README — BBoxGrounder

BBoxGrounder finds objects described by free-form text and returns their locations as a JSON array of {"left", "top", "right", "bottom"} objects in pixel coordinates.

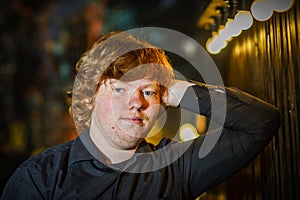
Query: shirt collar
[
  {"left": 68, "top": 130, "right": 95, "bottom": 166},
  {"left": 68, "top": 129, "right": 156, "bottom": 167}
]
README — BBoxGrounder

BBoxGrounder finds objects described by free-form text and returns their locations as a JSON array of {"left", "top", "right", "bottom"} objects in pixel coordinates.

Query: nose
[{"left": 128, "top": 91, "right": 148, "bottom": 111}]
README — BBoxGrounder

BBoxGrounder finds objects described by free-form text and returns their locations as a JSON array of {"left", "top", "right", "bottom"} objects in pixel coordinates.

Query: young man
[{"left": 2, "top": 31, "right": 280, "bottom": 199}]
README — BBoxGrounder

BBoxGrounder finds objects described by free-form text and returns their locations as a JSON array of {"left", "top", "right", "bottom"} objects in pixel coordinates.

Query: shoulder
[
  {"left": 18, "top": 140, "right": 74, "bottom": 173},
  {"left": 2, "top": 140, "right": 76, "bottom": 199}
]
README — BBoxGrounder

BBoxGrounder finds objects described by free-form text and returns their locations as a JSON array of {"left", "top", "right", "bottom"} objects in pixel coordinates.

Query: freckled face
[{"left": 93, "top": 79, "right": 162, "bottom": 150}]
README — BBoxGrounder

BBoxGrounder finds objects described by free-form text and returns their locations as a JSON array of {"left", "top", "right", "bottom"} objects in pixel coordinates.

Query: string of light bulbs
[{"left": 206, "top": 0, "right": 295, "bottom": 54}]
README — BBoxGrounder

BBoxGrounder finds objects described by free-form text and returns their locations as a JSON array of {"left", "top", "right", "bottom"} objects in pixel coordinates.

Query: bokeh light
[
  {"left": 251, "top": 0, "right": 274, "bottom": 21},
  {"left": 234, "top": 11, "right": 253, "bottom": 30},
  {"left": 271, "top": 0, "right": 295, "bottom": 12}
]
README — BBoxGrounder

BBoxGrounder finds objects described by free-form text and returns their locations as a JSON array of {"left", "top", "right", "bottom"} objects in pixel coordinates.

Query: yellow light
[
  {"left": 206, "top": 36, "right": 225, "bottom": 54},
  {"left": 251, "top": 0, "right": 274, "bottom": 21},
  {"left": 179, "top": 123, "right": 198, "bottom": 141},
  {"left": 206, "top": 37, "right": 217, "bottom": 54},
  {"left": 234, "top": 45, "right": 241, "bottom": 56},
  {"left": 234, "top": 10, "right": 253, "bottom": 30},
  {"left": 246, "top": 39, "right": 252, "bottom": 52}
]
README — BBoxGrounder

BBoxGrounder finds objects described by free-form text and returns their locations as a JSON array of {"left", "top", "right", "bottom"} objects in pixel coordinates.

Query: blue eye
[
  {"left": 143, "top": 91, "right": 155, "bottom": 96},
  {"left": 114, "top": 88, "right": 124, "bottom": 93}
]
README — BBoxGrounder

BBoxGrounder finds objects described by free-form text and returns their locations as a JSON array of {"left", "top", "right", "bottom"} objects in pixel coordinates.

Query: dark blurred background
[{"left": 0, "top": 0, "right": 299, "bottom": 199}]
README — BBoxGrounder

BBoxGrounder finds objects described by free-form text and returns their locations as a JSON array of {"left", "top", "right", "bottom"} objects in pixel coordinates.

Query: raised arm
[{"left": 166, "top": 80, "right": 280, "bottom": 197}]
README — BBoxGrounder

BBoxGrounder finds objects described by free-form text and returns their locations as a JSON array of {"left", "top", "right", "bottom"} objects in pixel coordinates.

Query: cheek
[
  {"left": 95, "top": 95, "right": 113, "bottom": 124},
  {"left": 96, "top": 98, "right": 111, "bottom": 115},
  {"left": 95, "top": 95, "right": 124, "bottom": 127},
  {"left": 96, "top": 91, "right": 120, "bottom": 113},
  {"left": 111, "top": 99, "right": 126, "bottom": 111},
  {"left": 147, "top": 103, "right": 163, "bottom": 119}
]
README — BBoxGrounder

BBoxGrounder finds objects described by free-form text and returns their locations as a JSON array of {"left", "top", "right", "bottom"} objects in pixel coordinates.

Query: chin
[{"left": 119, "top": 138, "right": 143, "bottom": 150}]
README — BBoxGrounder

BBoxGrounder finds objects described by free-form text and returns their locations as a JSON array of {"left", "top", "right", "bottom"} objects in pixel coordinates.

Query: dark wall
[{"left": 206, "top": 1, "right": 299, "bottom": 199}]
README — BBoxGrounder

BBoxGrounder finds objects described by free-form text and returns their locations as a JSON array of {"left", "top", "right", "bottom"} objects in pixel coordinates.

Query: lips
[{"left": 122, "top": 117, "right": 144, "bottom": 125}]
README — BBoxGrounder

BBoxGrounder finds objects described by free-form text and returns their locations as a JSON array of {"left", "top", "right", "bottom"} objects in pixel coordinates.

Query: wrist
[{"left": 165, "top": 80, "right": 196, "bottom": 107}]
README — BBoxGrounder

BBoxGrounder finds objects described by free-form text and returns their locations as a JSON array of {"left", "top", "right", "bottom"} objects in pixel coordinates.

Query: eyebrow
[
  {"left": 110, "top": 79, "right": 159, "bottom": 87},
  {"left": 141, "top": 83, "right": 159, "bottom": 88}
]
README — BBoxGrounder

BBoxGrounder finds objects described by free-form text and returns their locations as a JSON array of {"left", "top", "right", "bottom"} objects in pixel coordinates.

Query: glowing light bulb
[
  {"left": 234, "top": 10, "right": 253, "bottom": 30},
  {"left": 225, "top": 20, "right": 242, "bottom": 37},
  {"left": 212, "top": 36, "right": 227, "bottom": 53},
  {"left": 271, "top": 0, "right": 295, "bottom": 12},
  {"left": 213, "top": 36, "right": 227, "bottom": 49},
  {"left": 206, "top": 37, "right": 222, "bottom": 54},
  {"left": 179, "top": 124, "right": 198, "bottom": 141},
  {"left": 219, "top": 29, "right": 232, "bottom": 41},
  {"left": 251, "top": 0, "right": 274, "bottom": 21},
  {"left": 181, "top": 128, "right": 195, "bottom": 140}
]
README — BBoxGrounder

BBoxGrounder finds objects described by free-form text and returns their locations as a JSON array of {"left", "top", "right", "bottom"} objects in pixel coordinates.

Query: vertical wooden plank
[{"left": 206, "top": 1, "right": 300, "bottom": 199}]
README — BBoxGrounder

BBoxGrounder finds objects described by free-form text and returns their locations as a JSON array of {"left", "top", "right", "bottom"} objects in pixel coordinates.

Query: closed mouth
[{"left": 122, "top": 117, "right": 144, "bottom": 124}]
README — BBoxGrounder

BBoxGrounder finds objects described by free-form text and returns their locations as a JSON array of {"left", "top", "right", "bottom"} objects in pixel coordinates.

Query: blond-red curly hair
[{"left": 72, "top": 31, "right": 174, "bottom": 133}]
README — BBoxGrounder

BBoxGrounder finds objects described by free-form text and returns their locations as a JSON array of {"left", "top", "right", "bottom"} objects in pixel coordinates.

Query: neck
[{"left": 89, "top": 111, "right": 137, "bottom": 164}]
